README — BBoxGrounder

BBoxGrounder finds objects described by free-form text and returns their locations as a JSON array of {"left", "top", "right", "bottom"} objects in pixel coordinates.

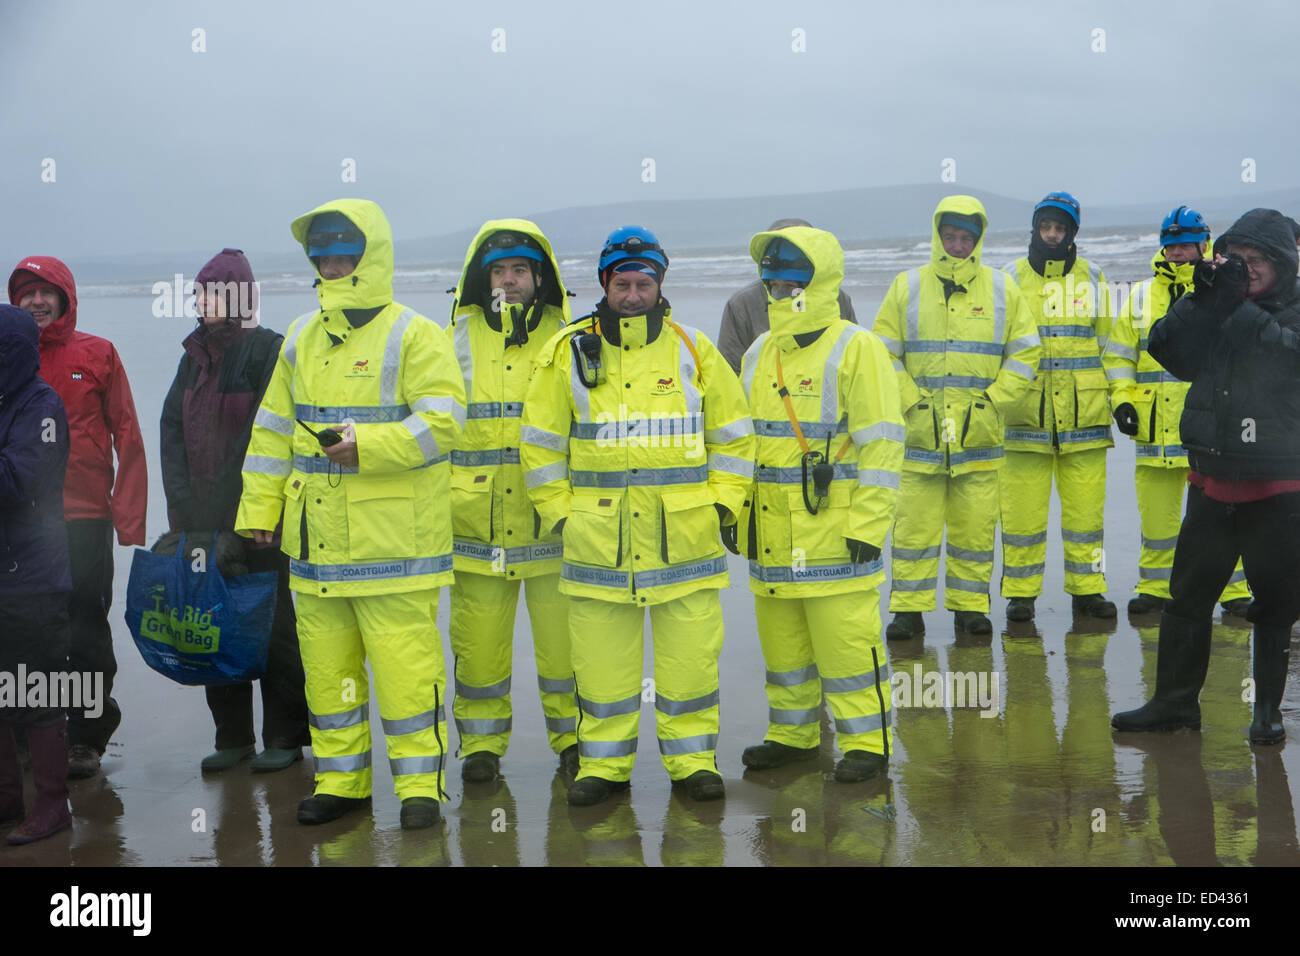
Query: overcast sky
[{"left": 2, "top": 0, "right": 1297, "bottom": 262}]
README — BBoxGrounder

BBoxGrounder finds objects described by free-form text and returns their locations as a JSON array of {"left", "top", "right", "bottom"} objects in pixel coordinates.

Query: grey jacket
[{"left": 718, "top": 279, "right": 856, "bottom": 373}]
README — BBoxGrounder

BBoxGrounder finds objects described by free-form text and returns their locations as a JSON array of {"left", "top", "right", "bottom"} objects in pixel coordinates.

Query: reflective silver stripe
[
  {"left": 453, "top": 539, "right": 562, "bottom": 564},
  {"left": 1137, "top": 370, "right": 1181, "bottom": 383},
  {"left": 254, "top": 407, "right": 295, "bottom": 436},
  {"left": 893, "top": 576, "right": 938, "bottom": 591},
  {"left": 1002, "top": 260, "right": 1021, "bottom": 279},
  {"left": 453, "top": 318, "right": 473, "bottom": 389},
  {"left": 244, "top": 454, "right": 292, "bottom": 477},
  {"left": 314, "top": 751, "right": 372, "bottom": 774},
  {"left": 875, "top": 333, "right": 904, "bottom": 356},
  {"left": 914, "top": 375, "right": 995, "bottom": 390},
  {"left": 282, "top": 311, "right": 314, "bottom": 366},
  {"left": 526, "top": 461, "right": 568, "bottom": 488},
  {"left": 676, "top": 323, "right": 703, "bottom": 418},
  {"left": 1107, "top": 341, "right": 1138, "bottom": 361},
  {"left": 1004, "top": 334, "right": 1039, "bottom": 357},
  {"left": 451, "top": 448, "right": 519, "bottom": 467},
  {"left": 766, "top": 663, "right": 819, "bottom": 687},
  {"left": 1064, "top": 560, "right": 1097, "bottom": 575},
  {"left": 521, "top": 425, "right": 569, "bottom": 453},
  {"left": 391, "top": 756, "right": 445, "bottom": 776},
  {"left": 905, "top": 448, "right": 945, "bottom": 464},
  {"left": 571, "top": 415, "right": 704, "bottom": 441},
  {"left": 945, "top": 574, "right": 987, "bottom": 593},
  {"left": 858, "top": 469, "right": 900, "bottom": 489},
  {"left": 892, "top": 359, "right": 906, "bottom": 372},
  {"left": 455, "top": 717, "right": 512, "bottom": 735},
  {"left": 294, "top": 403, "right": 411, "bottom": 424},
  {"left": 1040, "top": 356, "right": 1102, "bottom": 370},
  {"left": 821, "top": 325, "right": 857, "bottom": 424},
  {"left": 578, "top": 693, "right": 641, "bottom": 718},
  {"left": 770, "top": 706, "right": 820, "bottom": 725},
  {"left": 1228, "top": 568, "right": 1246, "bottom": 584},
  {"left": 1139, "top": 567, "right": 1173, "bottom": 580},
  {"left": 467, "top": 402, "right": 504, "bottom": 419},
  {"left": 852, "top": 422, "right": 906, "bottom": 444},
  {"left": 1038, "top": 325, "right": 1094, "bottom": 338},
  {"left": 308, "top": 703, "right": 368, "bottom": 731},
  {"left": 1141, "top": 534, "right": 1179, "bottom": 550},
  {"left": 561, "top": 564, "right": 630, "bottom": 589},
  {"left": 836, "top": 713, "right": 886, "bottom": 735},
  {"left": 1002, "top": 531, "right": 1047, "bottom": 547},
  {"left": 413, "top": 394, "right": 466, "bottom": 428},
  {"left": 380, "top": 309, "right": 417, "bottom": 407},
  {"left": 635, "top": 555, "right": 728, "bottom": 589},
  {"left": 948, "top": 446, "right": 1003, "bottom": 465},
  {"left": 749, "top": 559, "right": 882, "bottom": 583},
  {"left": 892, "top": 545, "right": 941, "bottom": 561},
  {"left": 1006, "top": 428, "right": 1052, "bottom": 444},
  {"left": 822, "top": 667, "right": 891, "bottom": 694},
  {"left": 908, "top": 339, "right": 1001, "bottom": 356},
  {"left": 755, "top": 462, "right": 857, "bottom": 484},
  {"left": 570, "top": 351, "right": 592, "bottom": 423},
  {"left": 538, "top": 675, "right": 576, "bottom": 694},
  {"left": 905, "top": 269, "right": 921, "bottom": 342},
  {"left": 708, "top": 452, "right": 754, "bottom": 479},
  {"left": 289, "top": 554, "right": 453, "bottom": 582},
  {"left": 546, "top": 716, "right": 577, "bottom": 734},
  {"left": 571, "top": 465, "right": 709, "bottom": 487},
  {"left": 402, "top": 413, "right": 440, "bottom": 463},
  {"left": 293, "top": 453, "right": 357, "bottom": 475},
  {"left": 754, "top": 419, "right": 846, "bottom": 440},
  {"left": 1061, "top": 528, "right": 1104, "bottom": 544},
  {"left": 741, "top": 331, "right": 768, "bottom": 399},
  {"left": 992, "top": 269, "right": 1007, "bottom": 345},
  {"left": 1105, "top": 366, "right": 1134, "bottom": 382},
  {"left": 705, "top": 418, "right": 755, "bottom": 444},
  {"left": 1136, "top": 444, "right": 1185, "bottom": 458},
  {"left": 654, "top": 689, "right": 720, "bottom": 717},
  {"left": 1003, "top": 563, "right": 1045, "bottom": 577},
  {"left": 1003, "top": 359, "right": 1036, "bottom": 380},
  {"left": 381, "top": 705, "right": 445, "bottom": 736},
  {"left": 456, "top": 675, "right": 511, "bottom": 700},
  {"left": 579, "top": 738, "right": 637, "bottom": 759},
  {"left": 658, "top": 733, "right": 718, "bottom": 756},
  {"left": 947, "top": 544, "right": 994, "bottom": 562}
]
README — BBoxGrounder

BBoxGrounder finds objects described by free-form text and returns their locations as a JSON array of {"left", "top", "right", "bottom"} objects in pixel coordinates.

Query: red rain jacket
[{"left": 7, "top": 256, "right": 147, "bottom": 545}]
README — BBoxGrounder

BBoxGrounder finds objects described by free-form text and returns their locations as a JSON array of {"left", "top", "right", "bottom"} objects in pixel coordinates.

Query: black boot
[
  {"left": 886, "top": 612, "right": 925, "bottom": 641},
  {"left": 1006, "top": 597, "right": 1035, "bottom": 622},
  {"left": 1250, "top": 624, "right": 1290, "bottom": 746},
  {"left": 1111, "top": 611, "right": 1211, "bottom": 733}
]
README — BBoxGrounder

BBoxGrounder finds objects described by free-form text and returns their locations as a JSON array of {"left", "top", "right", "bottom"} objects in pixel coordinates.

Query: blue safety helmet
[
  {"left": 598, "top": 225, "right": 669, "bottom": 286},
  {"left": 1033, "top": 192, "right": 1081, "bottom": 230},
  {"left": 1160, "top": 206, "right": 1210, "bottom": 247},
  {"left": 479, "top": 230, "right": 545, "bottom": 268},
  {"left": 306, "top": 211, "right": 366, "bottom": 258},
  {"left": 760, "top": 237, "right": 814, "bottom": 284}
]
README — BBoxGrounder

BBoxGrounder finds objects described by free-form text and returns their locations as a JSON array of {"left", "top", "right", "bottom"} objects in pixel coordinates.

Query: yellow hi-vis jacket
[
  {"left": 236, "top": 198, "right": 467, "bottom": 597},
  {"left": 1103, "top": 248, "right": 1207, "bottom": 468},
  {"left": 448, "top": 219, "right": 572, "bottom": 579},
  {"left": 738, "top": 227, "right": 904, "bottom": 597},
  {"left": 1001, "top": 254, "right": 1114, "bottom": 454},
  {"left": 520, "top": 303, "right": 755, "bottom": 606},
  {"left": 872, "top": 195, "right": 1042, "bottom": 477}
]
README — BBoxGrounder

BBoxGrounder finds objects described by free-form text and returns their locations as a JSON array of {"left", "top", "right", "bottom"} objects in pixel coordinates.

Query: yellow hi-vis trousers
[
  {"left": 755, "top": 589, "right": 893, "bottom": 757},
  {"left": 296, "top": 589, "right": 448, "bottom": 802},
  {"left": 449, "top": 571, "right": 577, "bottom": 757},
  {"left": 1000, "top": 448, "right": 1107, "bottom": 597},
  {"left": 890, "top": 471, "right": 999, "bottom": 613},
  {"left": 568, "top": 590, "right": 724, "bottom": 783},
  {"left": 1133, "top": 467, "right": 1248, "bottom": 602}
]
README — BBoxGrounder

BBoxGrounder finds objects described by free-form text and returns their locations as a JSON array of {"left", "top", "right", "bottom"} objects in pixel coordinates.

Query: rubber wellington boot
[
  {"left": 1249, "top": 624, "right": 1291, "bottom": 746},
  {"left": 1127, "top": 593, "right": 1167, "bottom": 615},
  {"left": 567, "top": 776, "right": 630, "bottom": 807},
  {"left": 7, "top": 717, "right": 72, "bottom": 845},
  {"left": 0, "top": 723, "right": 23, "bottom": 825},
  {"left": 1111, "top": 611, "right": 1211, "bottom": 733},
  {"left": 886, "top": 612, "right": 925, "bottom": 641},
  {"left": 741, "top": 740, "right": 819, "bottom": 770},
  {"left": 1006, "top": 597, "right": 1036, "bottom": 622}
]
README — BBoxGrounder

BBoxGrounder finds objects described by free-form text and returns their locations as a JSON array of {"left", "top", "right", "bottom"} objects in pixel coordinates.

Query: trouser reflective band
[
  {"left": 449, "top": 571, "right": 577, "bottom": 757},
  {"left": 755, "top": 590, "right": 892, "bottom": 756},
  {"left": 1000, "top": 449, "right": 1107, "bottom": 597},
  {"left": 1134, "top": 466, "right": 1249, "bottom": 602},
  {"left": 891, "top": 471, "right": 997, "bottom": 612}
]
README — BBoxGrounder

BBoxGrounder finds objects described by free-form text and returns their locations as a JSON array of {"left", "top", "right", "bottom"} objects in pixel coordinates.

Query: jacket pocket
[
  {"left": 905, "top": 399, "right": 939, "bottom": 451},
  {"left": 1131, "top": 387, "right": 1157, "bottom": 444},
  {"left": 1072, "top": 369, "right": 1111, "bottom": 429},
  {"left": 660, "top": 487, "right": 719, "bottom": 565},
  {"left": 787, "top": 485, "right": 852, "bottom": 562},
  {"left": 281, "top": 474, "right": 305, "bottom": 559},
  {"left": 961, "top": 397, "right": 1003, "bottom": 449},
  {"left": 450, "top": 470, "right": 494, "bottom": 542},
  {"left": 1003, "top": 375, "right": 1044, "bottom": 429},
  {"left": 564, "top": 493, "right": 623, "bottom": 567},
  {"left": 345, "top": 475, "right": 417, "bottom": 559}
]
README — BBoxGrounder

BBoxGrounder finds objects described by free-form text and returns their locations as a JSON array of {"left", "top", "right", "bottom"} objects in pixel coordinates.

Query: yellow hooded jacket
[
  {"left": 738, "top": 227, "right": 904, "bottom": 597},
  {"left": 872, "top": 196, "right": 1041, "bottom": 477},
  {"left": 448, "top": 219, "right": 572, "bottom": 578},
  {"left": 236, "top": 198, "right": 467, "bottom": 596}
]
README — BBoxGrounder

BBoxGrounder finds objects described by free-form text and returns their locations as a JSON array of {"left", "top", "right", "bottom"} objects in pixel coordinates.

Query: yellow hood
[
  {"left": 452, "top": 218, "right": 571, "bottom": 326},
  {"left": 748, "top": 226, "right": 845, "bottom": 338},
  {"left": 930, "top": 195, "right": 989, "bottom": 285},
  {"left": 291, "top": 198, "right": 394, "bottom": 311}
]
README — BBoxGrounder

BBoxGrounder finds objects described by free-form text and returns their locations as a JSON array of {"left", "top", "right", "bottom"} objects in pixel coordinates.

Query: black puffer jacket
[{"left": 1149, "top": 208, "right": 1300, "bottom": 479}]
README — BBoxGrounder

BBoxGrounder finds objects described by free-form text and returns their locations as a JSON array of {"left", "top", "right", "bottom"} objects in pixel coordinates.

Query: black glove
[
  {"left": 1112, "top": 402, "right": 1139, "bottom": 437},
  {"left": 1194, "top": 255, "right": 1249, "bottom": 313},
  {"left": 716, "top": 504, "right": 739, "bottom": 555},
  {"left": 846, "top": 539, "right": 881, "bottom": 564}
]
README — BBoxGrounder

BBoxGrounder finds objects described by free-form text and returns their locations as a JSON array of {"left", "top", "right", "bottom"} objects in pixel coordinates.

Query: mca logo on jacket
[
  {"left": 653, "top": 376, "right": 679, "bottom": 395},
  {"left": 347, "top": 357, "right": 375, "bottom": 380}
]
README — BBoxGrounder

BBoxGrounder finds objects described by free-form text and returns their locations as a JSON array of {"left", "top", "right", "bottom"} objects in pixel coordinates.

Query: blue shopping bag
[{"left": 124, "top": 531, "right": 277, "bottom": 685}]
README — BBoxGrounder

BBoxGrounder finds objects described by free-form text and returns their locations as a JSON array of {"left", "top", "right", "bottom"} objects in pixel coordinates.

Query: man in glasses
[
  {"left": 736, "top": 226, "right": 903, "bottom": 782},
  {"left": 873, "top": 196, "right": 1041, "bottom": 638},
  {"left": 444, "top": 221, "right": 579, "bottom": 784},
  {"left": 718, "top": 218, "right": 858, "bottom": 374},
  {"left": 1104, "top": 207, "right": 1251, "bottom": 618},
  {"left": 237, "top": 200, "right": 466, "bottom": 829},
  {"left": 1113, "top": 208, "right": 1300, "bottom": 746}
]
